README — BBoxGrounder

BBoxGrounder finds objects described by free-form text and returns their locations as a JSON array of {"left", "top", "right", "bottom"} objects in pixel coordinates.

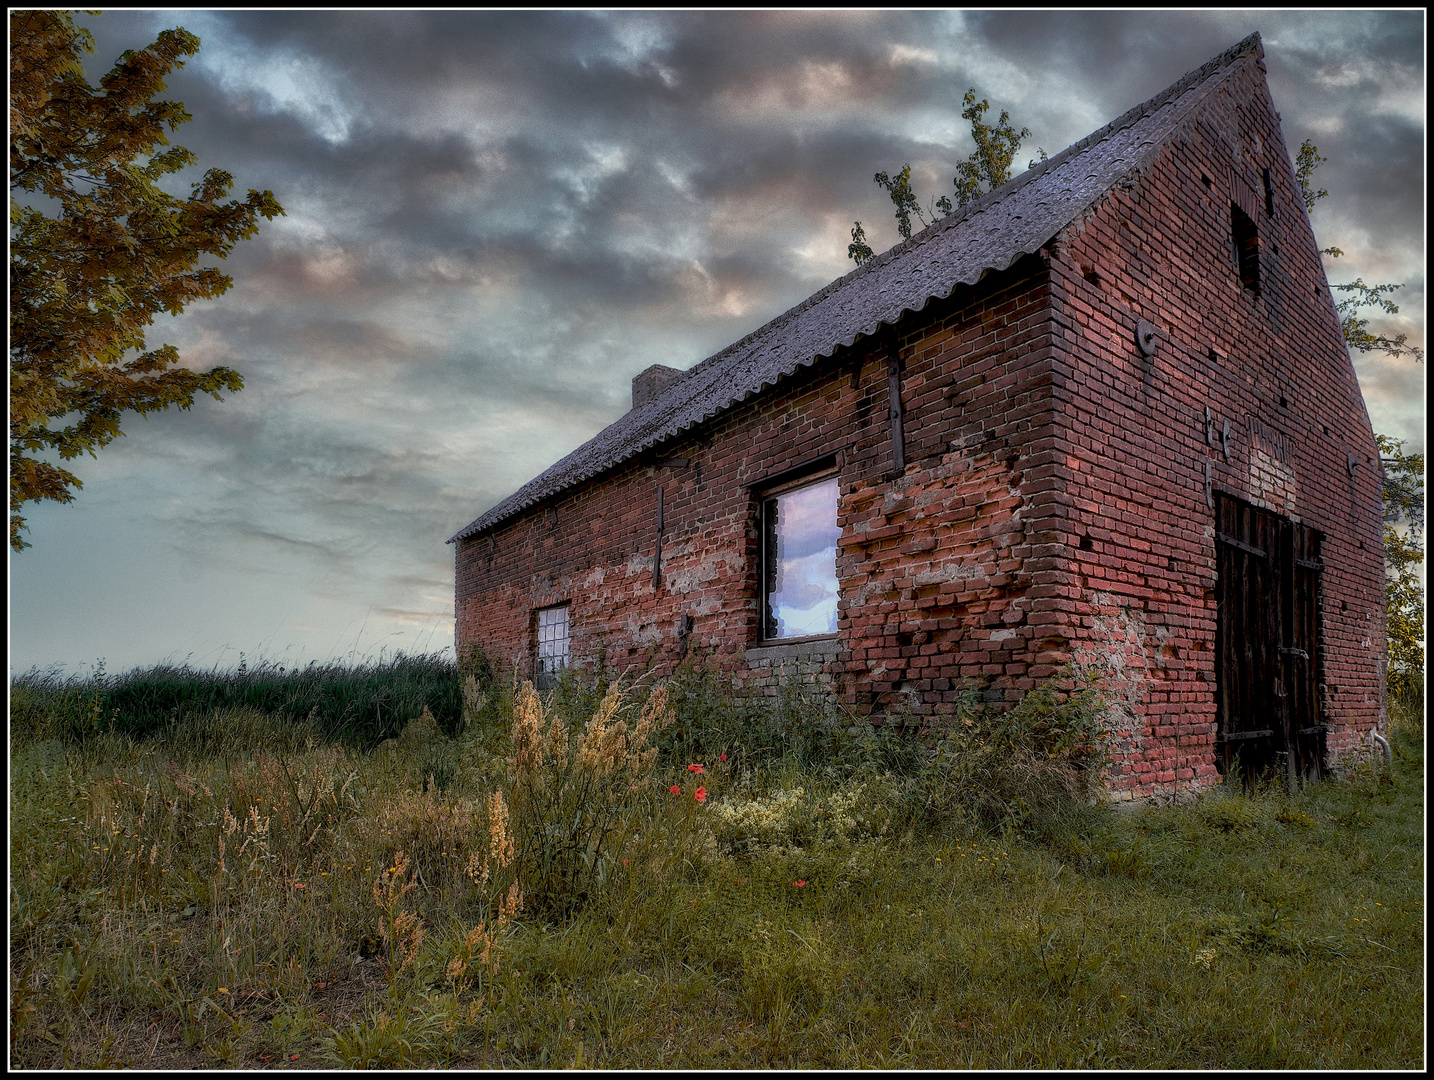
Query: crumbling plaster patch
[
  {"left": 621, "top": 612, "right": 664, "bottom": 648},
  {"left": 1074, "top": 591, "right": 1162, "bottom": 759},
  {"left": 662, "top": 548, "right": 734, "bottom": 594},
  {"left": 913, "top": 559, "right": 992, "bottom": 587},
  {"left": 1249, "top": 448, "right": 1298, "bottom": 517}
]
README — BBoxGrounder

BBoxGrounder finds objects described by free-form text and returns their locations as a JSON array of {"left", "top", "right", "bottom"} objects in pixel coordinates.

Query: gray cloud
[{"left": 12, "top": 10, "right": 1422, "bottom": 674}]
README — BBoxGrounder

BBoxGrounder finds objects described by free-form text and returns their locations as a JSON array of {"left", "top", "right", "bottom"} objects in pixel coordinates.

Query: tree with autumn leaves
[
  {"left": 1376, "top": 434, "right": 1424, "bottom": 704},
  {"left": 9, "top": 10, "right": 283, "bottom": 551},
  {"left": 1297, "top": 139, "right": 1425, "bottom": 707}
]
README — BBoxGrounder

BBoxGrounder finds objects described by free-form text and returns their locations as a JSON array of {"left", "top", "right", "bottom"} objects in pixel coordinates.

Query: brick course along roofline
[{"left": 449, "top": 33, "right": 1264, "bottom": 545}]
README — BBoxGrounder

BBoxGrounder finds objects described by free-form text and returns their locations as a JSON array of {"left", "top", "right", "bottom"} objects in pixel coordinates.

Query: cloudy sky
[{"left": 9, "top": 9, "right": 1425, "bottom": 676}]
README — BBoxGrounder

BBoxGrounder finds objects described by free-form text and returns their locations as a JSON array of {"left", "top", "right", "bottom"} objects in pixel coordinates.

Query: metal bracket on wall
[
  {"left": 677, "top": 613, "right": 693, "bottom": 658},
  {"left": 1205, "top": 459, "right": 1214, "bottom": 509},
  {"left": 886, "top": 346, "right": 905, "bottom": 474},
  {"left": 1221, "top": 419, "right": 1232, "bottom": 462},
  {"left": 1346, "top": 451, "right": 1360, "bottom": 479},
  {"left": 1216, "top": 531, "right": 1269, "bottom": 559},
  {"left": 488, "top": 535, "right": 496, "bottom": 553},
  {"left": 652, "top": 485, "right": 664, "bottom": 590},
  {"left": 1205, "top": 405, "right": 1218, "bottom": 448},
  {"left": 657, "top": 454, "right": 698, "bottom": 488}
]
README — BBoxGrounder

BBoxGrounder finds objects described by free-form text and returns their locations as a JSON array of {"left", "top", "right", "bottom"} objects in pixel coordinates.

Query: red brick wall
[
  {"left": 1044, "top": 51, "right": 1385, "bottom": 798},
  {"left": 454, "top": 54, "right": 1385, "bottom": 799},
  {"left": 456, "top": 256, "right": 1063, "bottom": 720}
]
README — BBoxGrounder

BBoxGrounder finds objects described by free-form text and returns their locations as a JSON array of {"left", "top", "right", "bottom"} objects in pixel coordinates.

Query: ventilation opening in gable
[{"left": 1231, "top": 204, "right": 1259, "bottom": 293}]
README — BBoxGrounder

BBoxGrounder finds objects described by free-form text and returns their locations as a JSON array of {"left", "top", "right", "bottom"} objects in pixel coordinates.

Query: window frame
[
  {"left": 533, "top": 603, "right": 571, "bottom": 689},
  {"left": 756, "top": 462, "right": 842, "bottom": 644}
]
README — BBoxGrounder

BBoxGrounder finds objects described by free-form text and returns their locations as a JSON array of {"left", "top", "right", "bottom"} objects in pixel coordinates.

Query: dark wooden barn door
[
  {"left": 1215, "top": 495, "right": 1324, "bottom": 784},
  {"left": 1283, "top": 521, "right": 1325, "bottom": 781}
]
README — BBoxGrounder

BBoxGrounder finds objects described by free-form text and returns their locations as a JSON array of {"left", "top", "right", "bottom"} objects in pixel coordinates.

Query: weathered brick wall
[
  {"left": 742, "top": 637, "right": 845, "bottom": 697},
  {"left": 455, "top": 256, "right": 1062, "bottom": 720},
  {"left": 454, "top": 52, "right": 1385, "bottom": 799},
  {"left": 1045, "top": 51, "right": 1385, "bottom": 798}
]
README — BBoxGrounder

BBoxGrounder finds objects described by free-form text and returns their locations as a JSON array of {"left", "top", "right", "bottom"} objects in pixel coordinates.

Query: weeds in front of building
[{"left": 9, "top": 653, "right": 1424, "bottom": 1068}]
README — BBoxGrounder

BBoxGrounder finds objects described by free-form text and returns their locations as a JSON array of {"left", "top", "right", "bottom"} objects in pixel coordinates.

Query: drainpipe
[{"left": 1370, "top": 728, "right": 1392, "bottom": 765}]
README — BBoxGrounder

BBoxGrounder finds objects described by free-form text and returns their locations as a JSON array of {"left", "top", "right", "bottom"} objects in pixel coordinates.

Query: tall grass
[
  {"left": 11, "top": 652, "right": 464, "bottom": 749},
  {"left": 9, "top": 661, "right": 1424, "bottom": 1069}
]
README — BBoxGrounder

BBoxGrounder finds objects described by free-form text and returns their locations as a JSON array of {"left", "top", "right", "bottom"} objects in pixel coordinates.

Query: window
[
  {"left": 760, "top": 473, "right": 840, "bottom": 640},
  {"left": 534, "top": 605, "right": 569, "bottom": 688},
  {"left": 1231, "top": 203, "right": 1259, "bottom": 292}
]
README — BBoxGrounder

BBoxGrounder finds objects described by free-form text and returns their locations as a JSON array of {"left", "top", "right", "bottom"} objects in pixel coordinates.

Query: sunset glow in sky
[{"left": 9, "top": 10, "right": 1424, "bottom": 676}]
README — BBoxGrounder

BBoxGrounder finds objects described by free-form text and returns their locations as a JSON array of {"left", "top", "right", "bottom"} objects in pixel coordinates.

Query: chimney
[{"left": 631, "top": 364, "right": 682, "bottom": 410}]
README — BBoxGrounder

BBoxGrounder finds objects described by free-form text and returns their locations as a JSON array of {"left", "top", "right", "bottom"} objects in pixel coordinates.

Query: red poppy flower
[
  {"left": 719, "top": 753, "right": 727, "bottom": 762},
  {"left": 793, "top": 880, "right": 807, "bottom": 888},
  {"left": 688, "top": 763, "right": 705, "bottom": 774},
  {"left": 669, "top": 785, "right": 681, "bottom": 795},
  {"left": 694, "top": 786, "right": 707, "bottom": 803}
]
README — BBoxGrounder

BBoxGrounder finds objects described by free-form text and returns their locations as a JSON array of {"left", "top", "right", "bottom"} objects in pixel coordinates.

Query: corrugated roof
[{"left": 450, "top": 34, "right": 1262, "bottom": 544}]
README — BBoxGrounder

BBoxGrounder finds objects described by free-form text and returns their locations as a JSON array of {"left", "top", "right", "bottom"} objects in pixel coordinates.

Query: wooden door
[
  {"left": 1215, "top": 495, "right": 1324, "bottom": 784},
  {"left": 1283, "top": 521, "right": 1325, "bottom": 782}
]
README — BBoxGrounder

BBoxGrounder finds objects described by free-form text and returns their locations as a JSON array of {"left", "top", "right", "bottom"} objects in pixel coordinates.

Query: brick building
[{"left": 450, "top": 34, "right": 1386, "bottom": 799}]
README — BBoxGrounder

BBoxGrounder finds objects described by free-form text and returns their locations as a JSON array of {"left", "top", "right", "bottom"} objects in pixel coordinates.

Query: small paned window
[
  {"left": 1231, "top": 203, "right": 1259, "bottom": 292},
  {"left": 761, "top": 473, "right": 840, "bottom": 641},
  {"left": 534, "top": 605, "right": 569, "bottom": 689}
]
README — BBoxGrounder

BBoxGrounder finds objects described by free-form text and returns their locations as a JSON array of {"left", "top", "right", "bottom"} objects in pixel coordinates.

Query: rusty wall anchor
[{"left": 1135, "top": 318, "right": 1159, "bottom": 357}]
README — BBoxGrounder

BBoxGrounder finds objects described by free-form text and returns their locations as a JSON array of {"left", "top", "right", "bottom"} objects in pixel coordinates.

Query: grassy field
[{"left": 8, "top": 658, "right": 1425, "bottom": 1068}]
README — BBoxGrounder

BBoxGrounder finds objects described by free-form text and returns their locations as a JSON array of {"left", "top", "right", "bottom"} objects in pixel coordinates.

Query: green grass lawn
[{"left": 9, "top": 665, "right": 1424, "bottom": 1068}]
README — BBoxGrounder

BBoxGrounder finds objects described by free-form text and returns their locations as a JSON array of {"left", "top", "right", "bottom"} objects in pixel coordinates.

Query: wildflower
[
  {"left": 794, "top": 880, "right": 807, "bottom": 888},
  {"left": 688, "top": 763, "right": 705, "bottom": 774},
  {"left": 719, "top": 753, "right": 727, "bottom": 762},
  {"left": 695, "top": 787, "right": 707, "bottom": 803},
  {"left": 218, "top": 987, "right": 229, "bottom": 994},
  {"left": 294, "top": 882, "right": 306, "bottom": 890},
  {"left": 670, "top": 785, "right": 681, "bottom": 795}
]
